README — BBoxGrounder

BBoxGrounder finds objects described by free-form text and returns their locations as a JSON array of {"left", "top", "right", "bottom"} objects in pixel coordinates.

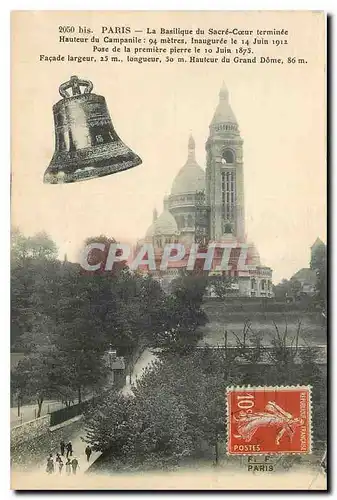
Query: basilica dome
[
  {"left": 154, "top": 209, "right": 178, "bottom": 235},
  {"left": 171, "top": 135, "right": 205, "bottom": 196}
]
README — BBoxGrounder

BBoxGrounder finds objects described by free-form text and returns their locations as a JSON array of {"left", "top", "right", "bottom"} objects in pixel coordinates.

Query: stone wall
[
  {"left": 200, "top": 298, "right": 326, "bottom": 347},
  {"left": 11, "top": 415, "right": 50, "bottom": 447},
  {"left": 11, "top": 418, "right": 84, "bottom": 471}
]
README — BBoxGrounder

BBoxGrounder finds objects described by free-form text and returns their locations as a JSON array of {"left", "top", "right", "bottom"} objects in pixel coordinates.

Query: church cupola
[
  {"left": 170, "top": 135, "right": 205, "bottom": 196},
  {"left": 167, "top": 135, "right": 206, "bottom": 247},
  {"left": 210, "top": 82, "right": 239, "bottom": 133}
]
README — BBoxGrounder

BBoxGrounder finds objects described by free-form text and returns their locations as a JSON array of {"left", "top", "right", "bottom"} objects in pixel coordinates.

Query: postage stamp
[{"left": 226, "top": 386, "right": 312, "bottom": 455}]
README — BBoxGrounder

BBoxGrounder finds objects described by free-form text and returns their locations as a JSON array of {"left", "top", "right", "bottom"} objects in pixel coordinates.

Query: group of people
[{"left": 45, "top": 439, "right": 93, "bottom": 476}]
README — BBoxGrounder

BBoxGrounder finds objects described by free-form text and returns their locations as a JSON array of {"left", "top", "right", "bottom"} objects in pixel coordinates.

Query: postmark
[{"left": 226, "top": 386, "right": 312, "bottom": 455}]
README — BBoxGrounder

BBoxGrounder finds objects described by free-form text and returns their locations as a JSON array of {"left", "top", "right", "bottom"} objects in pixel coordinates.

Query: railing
[
  {"left": 50, "top": 399, "right": 94, "bottom": 427},
  {"left": 196, "top": 345, "right": 327, "bottom": 365}
]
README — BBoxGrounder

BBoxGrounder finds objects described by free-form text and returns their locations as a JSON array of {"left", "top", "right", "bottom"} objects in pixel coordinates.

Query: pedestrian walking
[
  {"left": 58, "top": 458, "right": 64, "bottom": 475},
  {"left": 65, "top": 458, "right": 72, "bottom": 476},
  {"left": 60, "top": 439, "right": 65, "bottom": 456},
  {"left": 66, "top": 441, "right": 73, "bottom": 458},
  {"left": 85, "top": 445, "right": 92, "bottom": 462},
  {"left": 321, "top": 448, "right": 327, "bottom": 474},
  {"left": 71, "top": 456, "right": 79, "bottom": 475},
  {"left": 46, "top": 454, "right": 54, "bottom": 474},
  {"left": 55, "top": 452, "right": 63, "bottom": 473}
]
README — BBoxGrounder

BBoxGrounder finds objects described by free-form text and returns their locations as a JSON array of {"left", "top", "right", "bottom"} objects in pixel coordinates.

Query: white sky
[{"left": 11, "top": 11, "right": 326, "bottom": 284}]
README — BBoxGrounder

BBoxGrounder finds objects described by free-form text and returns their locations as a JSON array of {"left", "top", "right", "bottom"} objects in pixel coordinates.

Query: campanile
[{"left": 205, "top": 83, "right": 245, "bottom": 241}]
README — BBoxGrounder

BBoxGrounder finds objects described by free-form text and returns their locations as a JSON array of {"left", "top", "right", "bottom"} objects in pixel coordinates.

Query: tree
[
  {"left": 84, "top": 357, "right": 201, "bottom": 468},
  {"left": 290, "top": 279, "right": 302, "bottom": 297},
  {"left": 85, "top": 390, "right": 136, "bottom": 456},
  {"left": 11, "top": 228, "right": 176, "bottom": 405},
  {"left": 130, "top": 388, "right": 192, "bottom": 467},
  {"left": 83, "top": 235, "right": 128, "bottom": 276},
  {"left": 11, "top": 233, "right": 61, "bottom": 350},
  {"left": 84, "top": 349, "right": 238, "bottom": 468},
  {"left": 273, "top": 279, "right": 292, "bottom": 300},
  {"left": 310, "top": 242, "right": 327, "bottom": 313},
  {"left": 153, "top": 272, "right": 208, "bottom": 355},
  {"left": 12, "top": 347, "right": 58, "bottom": 417},
  {"left": 83, "top": 318, "right": 326, "bottom": 472},
  {"left": 52, "top": 271, "right": 112, "bottom": 402},
  {"left": 107, "top": 272, "right": 166, "bottom": 379},
  {"left": 210, "top": 274, "right": 238, "bottom": 300},
  {"left": 11, "top": 228, "right": 30, "bottom": 263},
  {"left": 273, "top": 278, "right": 301, "bottom": 300},
  {"left": 28, "top": 232, "right": 58, "bottom": 260},
  {"left": 11, "top": 228, "right": 58, "bottom": 263},
  {"left": 18, "top": 313, "right": 58, "bottom": 352}
]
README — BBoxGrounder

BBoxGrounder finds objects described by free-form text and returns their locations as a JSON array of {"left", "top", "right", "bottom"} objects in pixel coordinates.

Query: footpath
[
  {"left": 11, "top": 400, "right": 66, "bottom": 428},
  {"left": 11, "top": 349, "right": 157, "bottom": 482},
  {"left": 11, "top": 349, "right": 326, "bottom": 491}
]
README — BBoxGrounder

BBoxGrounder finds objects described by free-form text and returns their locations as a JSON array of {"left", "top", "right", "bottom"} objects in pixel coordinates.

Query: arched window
[
  {"left": 223, "top": 221, "right": 233, "bottom": 234},
  {"left": 187, "top": 214, "right": 193, "bottom": 227},
  {"left": 221, "top": 170, "right": 236, "bottom": 220},
  {"left": 222, "top": 149, "right": 235, "bottom": 164}
]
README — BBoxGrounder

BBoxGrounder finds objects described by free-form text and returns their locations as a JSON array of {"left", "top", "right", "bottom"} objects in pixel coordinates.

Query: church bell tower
[{"left": 205, "top": 83, "right": 245, "bottom": 241}]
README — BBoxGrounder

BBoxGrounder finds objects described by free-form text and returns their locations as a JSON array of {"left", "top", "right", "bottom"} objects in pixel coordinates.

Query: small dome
[
  {"left": 145, "top": 223, "right": 155, "bottom": 239},
  {"left": 154, "top": 209, "right": 178, "bottom": 235},
  {"left": 171, "top": 164, "right": 205, "bottom": 196},
  {"left": 171, "top": 135, "right": 205, "bottom": 196}
]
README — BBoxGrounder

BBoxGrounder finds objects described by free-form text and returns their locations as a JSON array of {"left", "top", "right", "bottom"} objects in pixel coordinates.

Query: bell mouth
[
  {"left": 45, "top": 136, "right": 142, "bottom": 184},
  {"left": 45, "top": 76, "right": 143, "bottom": 184},
  {"left": 44, "top": 155, "right": 142, "bottom": 184}
]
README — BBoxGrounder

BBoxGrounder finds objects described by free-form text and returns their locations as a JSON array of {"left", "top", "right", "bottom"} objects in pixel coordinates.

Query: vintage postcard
[{"left": 10, "top": 10, "right": 327, "bottom": 490}]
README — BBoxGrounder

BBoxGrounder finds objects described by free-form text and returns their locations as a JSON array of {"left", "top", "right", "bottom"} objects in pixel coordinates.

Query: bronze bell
[{"left": 44, "top": 76, "right": 142, "bottom": 184}]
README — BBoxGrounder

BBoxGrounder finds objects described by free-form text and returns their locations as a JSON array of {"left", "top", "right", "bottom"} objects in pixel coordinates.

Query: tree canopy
[
  {"left": 310, "top": 241, "right": 327, "bottom": 313},
  {"left": 11, "top": 231, "right": 209, "bottom": 411},
  {"left": 84, "top": 324, "right": 326, "bottom": 470}
]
